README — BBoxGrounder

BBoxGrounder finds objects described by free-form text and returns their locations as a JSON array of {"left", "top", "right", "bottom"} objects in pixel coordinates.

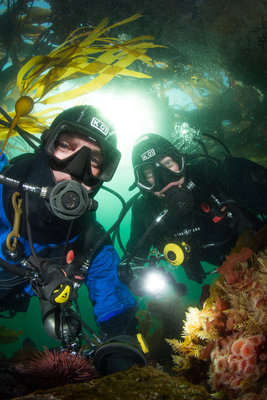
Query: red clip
[
  {"left": 212, "top": 215, "right": 225, "bottom": 223},
  {"left": 201, "top": 203, "right": 210, "bottom": 213},
  {"left": 66, "top": 250, "right": 74, "bottom": 264}
]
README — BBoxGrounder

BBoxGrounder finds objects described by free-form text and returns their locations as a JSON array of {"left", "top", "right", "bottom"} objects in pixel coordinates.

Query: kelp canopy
[
  {"left": 0, "top": 0, "right": 266, "bottom": 164},
  {"left": 0, "top": 12, "right": 164, "bottom": 153}
]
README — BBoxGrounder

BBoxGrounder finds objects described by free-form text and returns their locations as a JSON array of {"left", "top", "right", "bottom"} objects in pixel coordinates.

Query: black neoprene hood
[{"left": 43, "top": 105, "right": 121, "bottom": 182}]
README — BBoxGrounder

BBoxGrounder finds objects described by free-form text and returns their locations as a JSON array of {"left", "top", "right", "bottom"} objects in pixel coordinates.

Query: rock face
[{"left": 11, "top": 365, "right": 212, "bottom": 400}]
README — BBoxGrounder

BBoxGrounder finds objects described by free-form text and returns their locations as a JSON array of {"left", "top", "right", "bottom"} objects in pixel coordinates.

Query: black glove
[
  {"left": 99, "top": 306, "right": 138, "bottom": 338},
  {"left": 183, "top": 258, "right": 206, "bottom": 284},
  {"left": 93, "top": 334, "right": 147, "bottom": 375}
]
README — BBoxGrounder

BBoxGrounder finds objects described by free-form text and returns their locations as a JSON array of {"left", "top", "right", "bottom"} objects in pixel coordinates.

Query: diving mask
[
  {"left": 135, "top": 152, "right": 185, "bottom": 192},
  {"left": 45, "top": 121, "right": 121, "bottom": 184}
]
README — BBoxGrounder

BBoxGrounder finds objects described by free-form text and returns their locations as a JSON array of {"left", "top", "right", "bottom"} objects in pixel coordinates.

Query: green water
[{"left": 0, "top": 0, "right": 266, "bottom": 362}]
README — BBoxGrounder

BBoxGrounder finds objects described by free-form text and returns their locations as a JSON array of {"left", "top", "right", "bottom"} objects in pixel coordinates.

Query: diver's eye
[
  {"left": 162, "top": 159, "right": 174, "bottom": 168},
  {"left": 160, "top": 157, "right": 180, "bottom": 172},
  {"left": 58, "top": 141, "right": 70, "bottom": 150},
  {"left": 91, "top": 155, "right": 102, "bottom": 170},
  {"left": 144, "top": 170, "right": 153, "bottom": 179}
]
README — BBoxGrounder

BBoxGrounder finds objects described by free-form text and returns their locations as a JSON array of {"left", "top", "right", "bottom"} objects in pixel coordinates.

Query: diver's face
[
  {"left": 144, "top": 156, "right": 184, "bottom": 198},
  {"left": 52, "top": 132, "right": 103, "bottom": 190}
]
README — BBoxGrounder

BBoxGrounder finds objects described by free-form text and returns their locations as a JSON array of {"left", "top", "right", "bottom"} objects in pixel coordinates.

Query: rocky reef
[{"left": 11, "top": 365, "right": 212, "bottom": 400}]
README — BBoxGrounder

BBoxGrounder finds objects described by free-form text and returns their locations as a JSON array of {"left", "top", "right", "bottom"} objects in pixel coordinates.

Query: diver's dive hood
[{"left": 42, "top": 105, "right": 121, "bottom": 187}]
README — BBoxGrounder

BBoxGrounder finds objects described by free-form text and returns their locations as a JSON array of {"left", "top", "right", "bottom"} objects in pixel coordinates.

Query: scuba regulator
[{"left": 0, "top": 173, "right": 98, "bottom": 221}]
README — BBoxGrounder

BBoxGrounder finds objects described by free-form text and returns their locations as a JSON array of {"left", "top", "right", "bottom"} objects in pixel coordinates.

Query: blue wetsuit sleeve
[
  {"left": 0, "top": 152, "right": 8, "bottom": 172},
  {"left": 83, "top": 245, "right": 137, "bottom": 324}
]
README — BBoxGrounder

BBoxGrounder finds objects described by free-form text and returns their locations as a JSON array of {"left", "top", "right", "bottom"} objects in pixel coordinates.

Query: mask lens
[
  {"left": 135, "top": 153, "right": 185, "bottom": 192},
  {"left": 136, "top": 163, "right": 155, "bottom": 190},
  {"left": 46, "top": 122, "right": 98, "bottom": 162},
  {"left": 159, "top": 152, "right": 184, "bottom": 176}
]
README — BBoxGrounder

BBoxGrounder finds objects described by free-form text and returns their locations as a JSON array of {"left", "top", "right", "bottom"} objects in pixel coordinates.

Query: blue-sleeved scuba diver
[
  {"left": 123, "top": 133, "right": 267, "bottom": 289},
  {"left": 0, "top": 105, "right": 147, "bottom": 375}
]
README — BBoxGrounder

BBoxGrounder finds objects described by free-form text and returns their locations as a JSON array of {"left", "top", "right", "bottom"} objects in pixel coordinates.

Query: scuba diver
[
  {"left": 0, "top": 105, "right": 147, "bottom": 375},
  {"left": 125, "top": 133, "right": 267, "bottom": 285}
]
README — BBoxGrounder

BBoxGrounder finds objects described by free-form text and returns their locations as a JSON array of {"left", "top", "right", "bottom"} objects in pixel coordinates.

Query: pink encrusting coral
[{"left": 209, "top": 332, "right": 267, "bottom": 392}]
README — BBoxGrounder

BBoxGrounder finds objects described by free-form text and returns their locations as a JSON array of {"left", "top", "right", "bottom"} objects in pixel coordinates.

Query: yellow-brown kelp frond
[
  {"left": 16, "top": 13, "right": 163, "bottom": 104},
  {"left": 0, "top": 96, "right": 34, "bottom": 156},
  {"left": 0, "top": 106, "right": 60, "bottom": 141},
  {"left": 0, "top": 325, "right": 23, "bottom": 344},
  {"left": 1, "top": 13, "right": 164, "bottom": 153}
]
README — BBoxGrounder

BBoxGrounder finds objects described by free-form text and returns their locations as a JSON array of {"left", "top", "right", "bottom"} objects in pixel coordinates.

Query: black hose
[
  {"left": 111, "top": 192, "right": 141, "bottom": 252},
  {"left": 0, "top": 257, "right": 27, "bottom": 277},
  {"left": 82, "top": 192, "right": 141, "bottom": 268},
  {"left": 102, "top": 185, "right": 126, "bottom": 208},
  {"left": 124, "top": 208, "right": 169, "bottom": 264},
  {"left": 203, "top": 133, "right": 232, "bottom": 157}
]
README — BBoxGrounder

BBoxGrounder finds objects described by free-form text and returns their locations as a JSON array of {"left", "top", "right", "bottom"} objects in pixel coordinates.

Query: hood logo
[
  {"left": 91, "top": 117, "right": 109, "bottom": 136},
  {"left": 141, "top": 148, "right": 156, "bottom": 161}
]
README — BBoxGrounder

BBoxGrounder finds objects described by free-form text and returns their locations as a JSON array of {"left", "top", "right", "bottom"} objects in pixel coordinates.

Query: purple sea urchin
[{"left": 21, "top": 347, "right": 100, "bottom": 389}]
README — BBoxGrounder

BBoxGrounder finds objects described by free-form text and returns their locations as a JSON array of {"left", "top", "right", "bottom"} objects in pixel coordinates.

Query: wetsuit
[
  {"left": 126, "top": 157, "right": 267, "bottom": 283},
  {"left": 0, "top": 150, "right": 137, "bottom": 335}
]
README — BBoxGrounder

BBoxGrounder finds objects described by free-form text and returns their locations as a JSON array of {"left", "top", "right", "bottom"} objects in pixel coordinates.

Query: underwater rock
[
  {"left": 0, "top": 360, "right": 29, "bottom": 399},
  {"left": 11, "top": 365, "right": 213, "bottom": 400}
]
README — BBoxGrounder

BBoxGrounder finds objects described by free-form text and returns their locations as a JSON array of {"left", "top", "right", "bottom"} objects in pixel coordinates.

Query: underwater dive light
[{"left": 143, "top": 269, "right": 167, "bottom": 295}]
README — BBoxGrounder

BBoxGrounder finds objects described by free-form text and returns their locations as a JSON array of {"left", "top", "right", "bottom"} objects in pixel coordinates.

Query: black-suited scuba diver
[
  {"left": 0, "top": 105, "right": 148, "bottom": 375},
  {"left": 113, "top": 133, "right": 267, "bottom": 294}
]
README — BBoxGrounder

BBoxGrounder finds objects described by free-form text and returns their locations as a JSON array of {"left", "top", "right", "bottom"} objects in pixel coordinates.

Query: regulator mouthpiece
[{"left": 49, "top": 180, "right": 98, "bottom": 220}]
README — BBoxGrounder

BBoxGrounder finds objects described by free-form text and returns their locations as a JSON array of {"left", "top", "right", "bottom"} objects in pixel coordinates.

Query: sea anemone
[
  {"left": 208, "top": 332, "right": 267, "bottom": 394},
  {"left": 20, "top": 347, "right": 100, "bottom": 389},
  {"left": 240, "top": 342, "right": 256, "bottom": 359},
  {"left": 231, "top": 338, "right": 244, "bottom": 355},
  {"left": 214, "top": 356, "right": 227, "bottom": 372}
]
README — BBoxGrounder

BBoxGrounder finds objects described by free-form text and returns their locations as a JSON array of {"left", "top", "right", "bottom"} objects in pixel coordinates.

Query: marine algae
[
  {"left": 0, "top": 325, "right": 22, "bottom": 344},
  {"left": 0, "top": 13, "right": 163, "bottom": 151}
]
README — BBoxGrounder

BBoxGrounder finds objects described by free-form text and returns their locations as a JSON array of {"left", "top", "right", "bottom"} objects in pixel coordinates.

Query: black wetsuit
[{"left": 126, "top": 157, "right": 267, "bottom": 283}]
